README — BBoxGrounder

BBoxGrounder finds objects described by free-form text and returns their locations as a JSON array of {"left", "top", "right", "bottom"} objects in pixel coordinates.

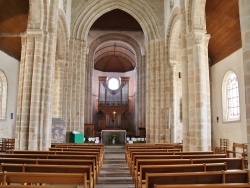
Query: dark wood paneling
[
  {"left": 206, "top": 0, "right": 241, "bottom": 66},
  {"left": 0, "top": 0, "right": 29, "bottom": 60}
]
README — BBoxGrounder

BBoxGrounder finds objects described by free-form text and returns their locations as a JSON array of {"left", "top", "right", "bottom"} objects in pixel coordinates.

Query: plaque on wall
[{"left": 51, "top": 118, "right": 66, "bottom": 143}]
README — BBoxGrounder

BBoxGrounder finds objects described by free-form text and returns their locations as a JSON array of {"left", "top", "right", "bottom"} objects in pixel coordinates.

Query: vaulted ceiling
[
  {"left": 94, "top": 41, "right": 136, "bottom": 72},
  {"left": 0, "top": 1, "right": 242, "bottom": 69}
]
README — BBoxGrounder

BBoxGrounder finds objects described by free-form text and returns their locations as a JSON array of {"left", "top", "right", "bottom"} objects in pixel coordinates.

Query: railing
[{"left": 99, "top": 101, "right": 128, "bottom": 106}]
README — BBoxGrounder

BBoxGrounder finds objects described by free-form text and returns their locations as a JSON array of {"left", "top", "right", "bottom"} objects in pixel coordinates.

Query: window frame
[
  {"left": 222, "top": 70, "right": 240, "bottom": 122},
  {"left": 0, "top": 70, "right": 7, "bottom": 119}
]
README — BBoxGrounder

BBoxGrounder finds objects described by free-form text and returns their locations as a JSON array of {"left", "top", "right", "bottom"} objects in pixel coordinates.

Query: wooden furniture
[
  {"left": 227, "top": 142, "right": 247, "bottom": 159},
  {"left": 215, "top": 138, "right": 229, "bottom": 154},
  {"left": 154, "top": 183, "right": 250, "bottom": 188},
  {"left": 0, "top": 138, "right": 14, "bottom": 152},
  {"left": 145, "top": 170, "right": 249, "bottom": 188},
  {"left": 138, "top": 127, "right": 146, "bottom": 138},
  {"left": 2, "top": 171, "right": 87, "bottom": 188},
  {"left": 137, "top": 163, "right": 227, "bottom": 188},
  {"left": 1, "top": 163, "right": 93, "bottom": 188},
  {"left": 0, "top": 186, "right": 78, "bottom": 188},
  {"left": 84, "top": 124, "right": 95, "bottom": 138}
]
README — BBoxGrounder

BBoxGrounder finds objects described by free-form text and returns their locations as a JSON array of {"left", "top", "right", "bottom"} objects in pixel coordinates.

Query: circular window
[{"left": 107, "top": 77, "right": 120, "bottom": 90}]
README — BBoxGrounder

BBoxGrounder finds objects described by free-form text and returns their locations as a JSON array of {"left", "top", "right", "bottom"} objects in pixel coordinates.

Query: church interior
[{"left": 1, "top": 0, "right": 250, "bottom": 187}]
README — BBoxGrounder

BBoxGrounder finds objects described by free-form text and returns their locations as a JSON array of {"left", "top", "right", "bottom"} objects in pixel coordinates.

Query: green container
[{"left": 69, "top": 131, "right": 84, "bottom": 143}]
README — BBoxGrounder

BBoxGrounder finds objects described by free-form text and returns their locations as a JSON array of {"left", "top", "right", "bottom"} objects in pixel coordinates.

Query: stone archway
[
  {"left": 86, "top": 33, "right": 145, "bottom": 135},
  {"left": 68, "top": 0, "right": 167, "bottom": 142},
  {"left": 71, "top": 0, "right": 161, "bottom": 41}
]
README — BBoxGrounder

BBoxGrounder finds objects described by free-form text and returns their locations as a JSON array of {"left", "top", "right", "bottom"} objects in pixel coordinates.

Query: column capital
[{"left": 193, "top": 29, "right": 207, "bottom": 45}]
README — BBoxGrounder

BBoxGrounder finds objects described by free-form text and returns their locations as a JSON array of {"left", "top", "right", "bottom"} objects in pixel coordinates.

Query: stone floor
[{"left": 96, "top": 145, "right": 134, "bottom": 188}]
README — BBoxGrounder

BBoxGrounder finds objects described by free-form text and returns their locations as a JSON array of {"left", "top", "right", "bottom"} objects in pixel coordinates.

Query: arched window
[
  {"left": 0, "top": 70, "right": 7, "bottom": 119},
  {"left": 222, "top": 71, "right": 240, "bottom": 121}
]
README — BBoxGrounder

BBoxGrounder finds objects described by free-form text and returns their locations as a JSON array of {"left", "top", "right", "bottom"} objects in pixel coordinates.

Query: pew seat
[
  {"left": 2, "top": 171, "right": 87, "bottom": 188},
  {"left": 154, "top": 183, "right": 250, "bottom": 188}
]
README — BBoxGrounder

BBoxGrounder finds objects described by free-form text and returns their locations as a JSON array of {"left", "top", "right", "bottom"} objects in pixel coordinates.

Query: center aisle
[{"left": 96, "top": 145, "right": 134, "bottom": 188}]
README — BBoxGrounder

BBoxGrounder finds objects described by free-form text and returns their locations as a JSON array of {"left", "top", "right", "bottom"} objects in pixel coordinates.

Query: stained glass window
[{"left": 222, "top": 71, "right": 240, "bottom": 121}]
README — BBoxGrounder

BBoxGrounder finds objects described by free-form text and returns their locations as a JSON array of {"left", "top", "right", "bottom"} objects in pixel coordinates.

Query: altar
[{"left": 101, "top": 130, "right": 126, "bottom": 145}]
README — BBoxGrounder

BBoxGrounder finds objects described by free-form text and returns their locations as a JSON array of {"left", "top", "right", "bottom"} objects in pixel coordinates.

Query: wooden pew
[
  {"left": 134, "top": 158, "right": 245, "bottom": 182},
  {"left": 0, "top": 158, "right": 97, "bottom": 184},
  {"left": 146, "top": 170, "right": 249, "bottom": 188},
  {"left": 137, "top": 163, "right": 227, "bottom": 188},
  {"left": 128, "top": 150, "right": 215, "bottom": 169},
  {"left": 125, "top": 143, "right": 183, "bottom": 161},
  {"left": 2, "top": 171, "right": 87, "bottom": 188},
  {"left": 50, "top": 143, "right": 105, "bottom": 160},
  {"left": 48, "top": 148, "right": 104, "bottom": 167},
  {"left": 0, "top": 153, "right": 100, "bottom": 171},
  {"left": 129, "top": 150, "right": 214, "bottom": 161},
  {"left": 131, "top": 154, "right": 228, "bottom": 179},
  {"left": 130, "top": 153, "right": 226, "bottom": 174},
  {"left": 0, "top": 186, "right": 78, "bottom": 188},
  {"left": 1, "top": 163, "right": 94, "bottom": 188},
  {"left": 10, "top": 150, "right": 102, "bottom": 172},
  {"left": 154, "top": 183, "right": 250, "bottom": 188}
]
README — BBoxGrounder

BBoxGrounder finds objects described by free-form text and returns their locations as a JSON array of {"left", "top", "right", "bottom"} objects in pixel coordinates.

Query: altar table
[{"left": 101, "top": 130, "right": 126, "bottom": 145}]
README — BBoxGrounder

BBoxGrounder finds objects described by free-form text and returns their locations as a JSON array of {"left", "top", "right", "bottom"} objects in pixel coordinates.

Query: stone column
[
  {"left": 15, "top": 0, "right": 59, "bottom": 150},
  {"left": 180, "top": 0, "right": 189, "bottom": 151},
  {"left": 85, "top": 61, "right": 93, "bottom": 123},
  {"left": 53, "top": 59, "right": 66, "bottom": 117},
  {"left": 239, "top": 0, "right": 250, "bottom": 166},
  {"left": 141, "top": 55, "right": 146, "bottom": 129},
  {"left": 169, "top": 61, "right": 176, "bottom": 143},
  {"left": 146, "top": 39, "right": 169, "bottom": 143},
  {"left": 187, "top": 30, "right": 211, "bottom": 151},
  {"left": 68, "top": 38, "right": 86, "bottom": 132},
  {"left": 136, "top": 55, "right": 145, "bottom": 135}
]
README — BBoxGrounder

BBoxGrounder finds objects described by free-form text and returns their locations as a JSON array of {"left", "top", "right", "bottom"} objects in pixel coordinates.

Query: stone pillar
[
  {"left": 180, "top": 0, "right": 189, "bottom": 151},
  {"left": 15, "top": 0, "right": 59, "bottom": 150},
  {"left": 85, "top": 61, "right": 93, "bottom": 123},
  {"left": 169, "top": 61, "right": 176, "bottom": 143},
  {"left": 146, "top": 39, "right": 169, "bottom": 143},
  {"left": 187, "top": 30, "right": 211, "bottom": 151},
  {"left": 53, "top": 59, "right": 66, "bottom": 117},
  {"left": 68, "top": 38, "right": 86, "bottom": 132},
  {"left": 239, "top": 0, "right": 250, "bottom": 166},
  {"left": 141, "top": 55, "right": 146, "bottom": 129},
  {"left": 136, "top": 55, "right": 145, "bottom": 135}
]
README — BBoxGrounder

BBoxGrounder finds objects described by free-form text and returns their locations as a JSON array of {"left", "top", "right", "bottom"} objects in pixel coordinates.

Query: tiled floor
[{"left": 96, "top": 145, "right": 134, "bottom": 188}]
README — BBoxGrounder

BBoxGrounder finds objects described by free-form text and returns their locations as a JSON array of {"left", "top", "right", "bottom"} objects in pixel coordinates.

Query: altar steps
[{"left": 96, "top": 145, "right": 134, "bottom": 188}]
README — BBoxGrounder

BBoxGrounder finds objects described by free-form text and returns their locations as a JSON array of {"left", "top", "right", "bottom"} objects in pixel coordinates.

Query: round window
[{"left": 108, "top": 77, "right": 120, "bottom": 90}]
